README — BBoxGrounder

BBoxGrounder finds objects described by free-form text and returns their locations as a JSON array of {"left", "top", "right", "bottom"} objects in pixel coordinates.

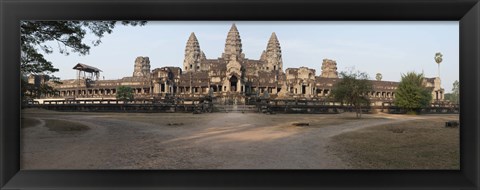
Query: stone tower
[
  {"left": 222, "top": 24, "right": 245, "bottom": 61},
  {"left": 262, "top": 32, "right": 283, "bottom": 72},
  {"left": 133, "top": 56, "right": 151, "bottom": 78},
  {"left": 320, "top": 59, "right": 338, "bottom": 78},
  {"left": 183, "top": 32, "right": 204, "bottom": 73}
]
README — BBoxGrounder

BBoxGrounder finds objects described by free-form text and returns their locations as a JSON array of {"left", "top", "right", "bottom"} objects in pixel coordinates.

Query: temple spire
[
  {"left": 183, "top": 32, "right": 204, "bottom": 72},
  {"left": 188, "top": 32, "right": 198, "bottom": 42},
  {"left": 263, "top": 32, "right": 283, "bottom": 72},
  {"left": 223, "top": 23, "right": 244, "bottom": 60},
  {"left": 269, "top": 32, "right": 278, "bottom": 43},
  {"left": 230, "top": 23, "right": 238, "bottom": 32},
  {"left": 266, "top": 32, "right": 281, "bottom": 54}
]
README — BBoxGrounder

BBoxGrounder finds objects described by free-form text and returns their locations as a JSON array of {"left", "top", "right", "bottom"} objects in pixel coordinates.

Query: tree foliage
[
  {"left": 445, "top": 80, "right": 460, "bottom": 104},
  {"left": 330, "top": 70, "right": 373, "bottom": 118},
  {"left": 394, "top": 72, "right": 432, "bottom": 113},
  {"left": 21, "top": 76, "right": 54, "bottom": 103},
  {"left": 116, "top": 86, "right": 134, "bottom": 102},
  {"left": 20, "top": 21, "right": 145, "bottom": 103},
  {"left": 21, "top": 21, "right": 146, "bottom": 75},
  {"left": 376, "top": 73, "right": 382, "bottom": 81},
  {"left": 451, "top": 80, "right": 459, "bottom": 104},
  {"left": 21, "top": 75, "right": 64, "bottom": 104}
]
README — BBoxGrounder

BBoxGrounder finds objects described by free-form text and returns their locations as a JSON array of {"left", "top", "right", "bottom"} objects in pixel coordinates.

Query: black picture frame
[{"left": 1, "top": 0, "right": 479, "bottom": 189}]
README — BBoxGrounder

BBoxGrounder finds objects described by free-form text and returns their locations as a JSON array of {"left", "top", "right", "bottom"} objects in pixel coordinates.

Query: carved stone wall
[
  {"left": 263, "top": 32, "right": 283, "bottom": 72},
  {"left": 133, "top": 56, "right": 151, "bottom": 78},
  {"left": 183, "top": 33, "right": 205, "bottom": 72},
  {"left": 320, "top": 59, "right": 338, "bottom": 78},
  {"left": 47, "top": 24, "right": 444, "bottom": 103},
  {"left": 222, "top": 24, "right": 245, "bottom": 61}
]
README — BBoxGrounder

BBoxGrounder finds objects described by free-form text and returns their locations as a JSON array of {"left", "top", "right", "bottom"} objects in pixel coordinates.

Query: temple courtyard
[{"left": 20, "top": 109, "right": 459, "bottom": 169}]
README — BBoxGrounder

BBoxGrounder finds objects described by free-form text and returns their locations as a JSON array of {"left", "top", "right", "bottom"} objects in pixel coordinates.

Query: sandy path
[{"left": 20, "top": 111, "right": 441, "bottom": 169}]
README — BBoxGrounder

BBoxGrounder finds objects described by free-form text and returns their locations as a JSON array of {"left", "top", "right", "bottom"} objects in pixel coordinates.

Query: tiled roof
[
  {"left": 243, "top": 59, "right": 264, "bottom": 69},
  {"left": 203, "top": 59, "right": 227, "bottom": 72},
  {"left": 120, "top": 76, "right": 150, "bottom": 82},
  {"left": 178, "top": 71, "right": 210, "bottom": 86},
  {"left": 73, "top": 63, "right": 102, "bottom": 73}
]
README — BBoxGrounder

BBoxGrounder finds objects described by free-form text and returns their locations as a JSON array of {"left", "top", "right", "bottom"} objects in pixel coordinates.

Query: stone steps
[{"left": 214, "top": 105, "right": 258, "bottom": 113}]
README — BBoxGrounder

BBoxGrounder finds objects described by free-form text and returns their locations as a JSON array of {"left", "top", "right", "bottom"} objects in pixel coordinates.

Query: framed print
[{"left": 1, "top": 0, "right": 479, "bottom": 189}]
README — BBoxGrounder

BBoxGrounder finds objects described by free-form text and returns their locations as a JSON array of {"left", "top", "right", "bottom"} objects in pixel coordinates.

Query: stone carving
[
  {"left": 298, "top": 67, "right": 315, "bottom": 80},
  {"left": 222, "top": 24, "right": 245, "bottom": 61},
  {"left": 277, "top": 83, "right": 289, "bottom": 98},
  {"left": 260, "top": 50, "right": 266, "bottom": 61},
  {"left": 226, "top": 54, "right": 242, "bottom": 78},
  {"left": 320, "top": 59, "right": 338, "bottom": 78},
  {"left": 183, "top": 32, "right": 204, "bottom": 72},
  {"left": 133, "top": 56, "right": 151, "bottom": 78},
  {"left": 263, "top": 32, "right": 283, "bottom": 72}
]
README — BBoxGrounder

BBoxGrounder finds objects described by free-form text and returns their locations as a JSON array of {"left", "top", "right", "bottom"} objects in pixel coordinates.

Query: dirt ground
[
  {"left": 20, "top": 109, "right": 459, "bottom": 169},
  {"left": 329, "top": 115, "right": 459, "bottom": 169}
]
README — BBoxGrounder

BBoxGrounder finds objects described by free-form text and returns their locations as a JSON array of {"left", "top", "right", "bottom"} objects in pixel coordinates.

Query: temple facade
[{"left": 34, "top": 24, "right": 445, "bottom": 105}]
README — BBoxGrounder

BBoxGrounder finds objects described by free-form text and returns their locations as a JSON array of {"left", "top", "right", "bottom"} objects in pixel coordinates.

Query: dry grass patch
[
  {"left": 44, "top": 119, "right": 90, "bottom": 134},
  {"left": 329, "top": 116, "right": 459, "bottom": 169}
]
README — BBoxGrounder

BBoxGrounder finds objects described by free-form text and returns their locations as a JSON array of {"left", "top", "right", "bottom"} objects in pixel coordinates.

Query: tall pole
[
  {"left": 435, "top": 52, "right": 443, "bottom": 78},
  {"left": 438, "top": 64, "right": 440, "bottom": 78},
  {"left": 434, "top": 52, "right": 443, "bottom": 101}
]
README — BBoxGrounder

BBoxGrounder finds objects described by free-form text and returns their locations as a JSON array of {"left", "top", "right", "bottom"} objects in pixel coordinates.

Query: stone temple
[{"left": 33, "top": 24, "right": 445, "bottom": 105}]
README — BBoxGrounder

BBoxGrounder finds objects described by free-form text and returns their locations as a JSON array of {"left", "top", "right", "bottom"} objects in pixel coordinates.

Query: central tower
[{"left": 222, "top": 24, "right": 245, "bottom": 61}]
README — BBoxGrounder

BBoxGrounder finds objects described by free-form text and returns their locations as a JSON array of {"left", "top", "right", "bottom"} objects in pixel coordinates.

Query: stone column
[{"left": 164, "top": 81, "right": 167, "bottom": 93}]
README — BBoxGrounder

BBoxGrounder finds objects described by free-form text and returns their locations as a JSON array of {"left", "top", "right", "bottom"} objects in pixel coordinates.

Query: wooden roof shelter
[
  {"left": 73, "top": 63, "right": 102, "bottom": 81},
  {"left": 73, "top": 63, "right": 102, "bottom": 73}
]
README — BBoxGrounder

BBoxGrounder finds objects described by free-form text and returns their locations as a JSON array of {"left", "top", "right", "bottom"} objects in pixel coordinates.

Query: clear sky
[{"left": 42, "top": 21, "right": 459, "bottom": 93}]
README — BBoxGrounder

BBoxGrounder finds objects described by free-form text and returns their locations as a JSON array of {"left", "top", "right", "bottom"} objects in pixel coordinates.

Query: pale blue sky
[{"left": 43, "top": 21, "right": 459, "bottom": 93}]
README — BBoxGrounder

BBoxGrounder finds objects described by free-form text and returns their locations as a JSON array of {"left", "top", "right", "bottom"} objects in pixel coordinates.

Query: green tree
[
  {"left": 330, "top": 70, "right": 373, "bottom": 118},
  {"left": 116, "top": 86, "right": 134, "bottom": 102},
  {"left": 444, "top": 93, "right": 453, "bottom": 102},
  {"left": 445, "top": 80, "right": 460, "bottom": 104},
  {"left": 394, "top": 72, "right": 432, "bottom": 114},
  {"left": 451, "top": 80, "right": 459, "bottom": 104},
  {"left": 376, "top": 73, "right": 382, "bottom": 81},
  {"left": 20, "top": 21, "right": 146, "bottom": 102},
  {"left": 21, "top": 21, "right": 146, "bottom": 74}
]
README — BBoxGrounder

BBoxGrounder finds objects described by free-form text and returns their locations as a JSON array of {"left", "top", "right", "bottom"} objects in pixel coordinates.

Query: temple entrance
[{"left": 230, "top": 75, "right": 238, "bottom": 92}]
